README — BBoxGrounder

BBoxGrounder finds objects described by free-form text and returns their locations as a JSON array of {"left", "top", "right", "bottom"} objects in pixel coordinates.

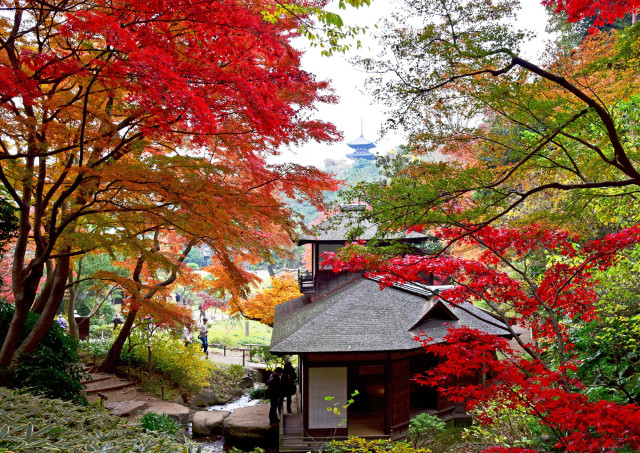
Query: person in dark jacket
[
  {"left": 268, "top": 367, "right": 283, "bottom": 426},
  {"left": 279, "top": 362, "right": 297, "bottom": 415}
]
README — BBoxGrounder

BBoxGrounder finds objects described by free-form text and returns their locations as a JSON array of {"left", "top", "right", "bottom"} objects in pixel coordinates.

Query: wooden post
[
  {"left": 98, "top": 392, "right": 108, "bottom": 408},
  {"left": 147, "top": 344, "right": 152, "bottom": 375}
]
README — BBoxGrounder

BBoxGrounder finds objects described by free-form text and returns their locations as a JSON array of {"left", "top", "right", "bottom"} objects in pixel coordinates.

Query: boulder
[
  {"left": 237, "top": 376, "right": 254, "bottom": 389},
  {"left": 105, "top": 400, "right": 148, "bottom": 417},
  {"left": 246, "top": 369, "right": 263, "bottom": 383},
  {"left": 228, "top": 388, "right": 244, "bottom": 398},
  {"left": 144, "top": 401, "right": 190, "bottom": 425},
  {"left": 223, "top": 404, "right": 277, "bottom": 440},
  {"left": 192, "top": 410, "right": 230, "bottom": 436},
  {"left": 253, "top": 382, "right": 267, "bottom": 390},
  {"left": 174, "top": 428, "right": 190, "bottom": 444},
  {"left": 190, "top": 388, "right": 227, "bottom": 407}
]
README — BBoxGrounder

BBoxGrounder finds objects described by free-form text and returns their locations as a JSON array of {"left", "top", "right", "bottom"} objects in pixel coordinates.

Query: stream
[{"left": 189, "top": 393, "right": 263, "bottom": 453}]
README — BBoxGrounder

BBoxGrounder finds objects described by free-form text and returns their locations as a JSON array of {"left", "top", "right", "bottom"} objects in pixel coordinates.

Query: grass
[{"left": 207, "top": 316, "right": 272, "bottom": 348}]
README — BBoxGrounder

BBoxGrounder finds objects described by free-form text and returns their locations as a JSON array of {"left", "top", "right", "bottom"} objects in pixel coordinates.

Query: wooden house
[{"left": 270, "top": 208, "right": 513, "bottom": 451}]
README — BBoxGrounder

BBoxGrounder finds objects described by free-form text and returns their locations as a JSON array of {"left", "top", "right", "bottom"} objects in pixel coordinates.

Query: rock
[
  {"left": 247, "top": 369, "right": 262, "bottom": 383},
  {"left": 253, "top": 382, "right": 267, "bottom": 390},
  {"left": 190, "top": 388, "right": 227, "bottom": 407},
  {"left": 144, "top": 401, "right": 190, "bottom": 425},
  {"left": 192, "top": 410, "right": 230, "bottom": 436},
  {"left": 172, "top": 395, "right": 184, "bottom": 404},
  {"left": 223, "top": 404, "right": 277, "bottom": 440},
  {"left": 237, "top": 376, "right": 254, "bottom": 389},
  {"left": 228, "top": 388, "right": 244, "bottom": 398},
  {"left": 174, "top": 428, "right": 190, "bottom": 443},
  {"left": 105, "top": 400, "right": 148, "bottom": 417}
]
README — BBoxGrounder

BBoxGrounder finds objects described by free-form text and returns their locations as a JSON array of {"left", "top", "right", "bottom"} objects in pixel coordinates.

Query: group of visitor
[{"left": 267, "top": 362, "right": 297, "bottom": 426}]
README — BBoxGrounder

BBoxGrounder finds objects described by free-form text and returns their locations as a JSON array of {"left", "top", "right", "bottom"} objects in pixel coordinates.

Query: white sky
[{"left": 279, "top": 0, "right": 552, "bottom": 168}]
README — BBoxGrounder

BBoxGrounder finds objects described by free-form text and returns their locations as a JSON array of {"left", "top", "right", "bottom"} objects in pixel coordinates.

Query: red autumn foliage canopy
[
  {"left": 542, "top": 0, "right": 640, "bottom": 26},
  {"left": 0, "top": 0, "right": 341, "bottom": 370},
  {"left": 323, "top": 224, "right": 640, "bottom": 452}
]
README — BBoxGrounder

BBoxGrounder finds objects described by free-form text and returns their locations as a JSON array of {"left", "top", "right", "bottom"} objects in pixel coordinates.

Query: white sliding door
[{"left": 308, "top": 367, "right": 348, "bottom": 429}]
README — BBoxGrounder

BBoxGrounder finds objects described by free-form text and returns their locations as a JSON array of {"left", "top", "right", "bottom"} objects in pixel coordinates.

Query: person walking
[
  {"left": 182, "top": 325, "right": 192, "bottom": 347},
  {"left": 268, "top": 367, "right": 283, "bottom": 426},
  {"left": 112, "top": 314, "right": 123, "bottom": 331},
  {"left": 198, "top": 318, "right": 209, "bottom": 356},
  {"left": 56, "top": 314, "right": 68, "bottom": 331},
  {"left": 279, "top": 361, "right": 297, "bottom": 415}
]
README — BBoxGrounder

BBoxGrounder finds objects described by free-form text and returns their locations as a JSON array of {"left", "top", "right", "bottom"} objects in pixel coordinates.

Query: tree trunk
[
  {"left": 31, "top": 260, "right": 54, "bottom": 314},
  {"left": 0, "top": 305, "right": 29, "bottom": 385},
  {"left": 0, "top": 266, "right": 44, "bottom": 369},
  {"left": 66, "top": 271, "right": 79, "bottom": 340},
  {"left": 96, "top": 307, "right": 138, "bottom": 372},
  {"left": 12, "top": 255, "right": 70, "bottom": 366}
]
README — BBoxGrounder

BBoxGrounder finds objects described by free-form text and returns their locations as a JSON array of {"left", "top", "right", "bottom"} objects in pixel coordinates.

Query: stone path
[
  {"left": 83, "top": 366, "right": 165, "bottom": 420},
  {"left": 82, "top": 363, "right": 277, "bottom": 439}
]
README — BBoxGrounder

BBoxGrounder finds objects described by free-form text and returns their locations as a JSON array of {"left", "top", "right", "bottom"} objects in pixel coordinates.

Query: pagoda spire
[{"left": 346, "top": 119, "right": 376, "bottom": 162}]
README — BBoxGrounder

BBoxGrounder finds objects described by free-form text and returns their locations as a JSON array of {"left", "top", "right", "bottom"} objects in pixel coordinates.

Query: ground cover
[
  {"left": 207, "top": 318, "right": 272, "bottom": 349},
  {"left": 0, "top": 388, "right": 192, "bottom": 452}
]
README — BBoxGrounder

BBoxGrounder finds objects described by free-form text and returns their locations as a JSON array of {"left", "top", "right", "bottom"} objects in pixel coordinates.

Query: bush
[
  {"left": 249, "top": 387, "right": 267, "bottom": 400},
  {"left": 0, "top": 302, "right": 87, "bottom": 404},
  {"left": 210, "top": 363, "right": 246, "bottom": 394},
  {"left": 463, "top": 405, "right": 553, "bottom": 451},
  {"left": 140, "top": 412, "right": 182, "bottom": 435},
  {"left": 131, "top": 332, "right": 214, "bottom": 392},
  {"left": 327, "top": 437, "right": 432, "bottom": 453},
  {"left": 80, "top": 335, "right": 114, "bottom": 359},
  {"left": 89, "top": 322, "right": 115, "bottom": 339},
  {"left": 0, "top": 388, "right": 191, "bottom": 452},
  {"left": 407, "top": 413, "right": 446, "bottom": 447}
]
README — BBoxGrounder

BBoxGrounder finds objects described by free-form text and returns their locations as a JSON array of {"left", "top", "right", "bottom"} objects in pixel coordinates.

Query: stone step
[
  {"left": 85, "top": 379, "right": 134, "bottom": 394},
  {"left": 81, "top": 374, "right": 112, "bottom": 385}
]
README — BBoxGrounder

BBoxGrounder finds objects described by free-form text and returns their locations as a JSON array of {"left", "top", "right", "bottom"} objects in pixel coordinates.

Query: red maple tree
[
  {"left": 542, "top": 0, "right": 640, "bottom": 25},
  {"left": 324, "top": 224, "right": 640, "bottom": 452},
  {"left": 0, "top": 0, "right": 341, "bottom": 372}
]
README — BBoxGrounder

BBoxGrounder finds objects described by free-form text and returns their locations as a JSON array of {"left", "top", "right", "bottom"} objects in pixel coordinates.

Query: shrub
[
  {"left": 131, "top": 332, "right": 213, "bottom": 392},
  {"left": 139, "top": 412, "right": 182, "bottom": 435},
  {"left": 327, "top": 437, "right": 432, "bottom": 453},
  {"left": 249, "top": 387, "right": 267, "bottom": 400},
  {"left": 209, "top": 363, "right": 246, "bottom": 394},
  {"left": 463, "top": 405, "right": 552, "bottom": 451},
  {"left": 80, "top": 335, "right": 114, "bottom": 359},
  {"left": 89, "top": 322, "right": 115, "bottom": 339},
  {"left": 0, "top": 302, "right": 87, "bottom": 404},
  {"left": 0, "top": 388, "right": 192, "bottom": 452},
  {"left": 407, "top": 413, "right": 446, "bottom": 448}
]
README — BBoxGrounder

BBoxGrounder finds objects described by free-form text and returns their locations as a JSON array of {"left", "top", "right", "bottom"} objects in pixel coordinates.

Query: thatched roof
[
  {"left": 270, "top": 277, "right": 513, "bottom": 354},
  {"left": 299, "top": 209, "right": 430, "bottom": 245}
]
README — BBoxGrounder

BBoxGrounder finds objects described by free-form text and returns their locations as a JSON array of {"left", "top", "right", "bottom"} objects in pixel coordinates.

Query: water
[
  {"left": 190, "top": 393, "right": 262, "bottom": 452},
  {"left": 192, "top": 435, "right": 225, "bottom": 452},
  {"left": 206, "top": 393, "right": 260, "bottom": 413}
]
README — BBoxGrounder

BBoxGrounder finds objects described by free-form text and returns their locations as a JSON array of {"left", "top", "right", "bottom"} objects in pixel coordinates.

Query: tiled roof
[
  {"left": 347, "top": 134, "right": 375, "bottom": 148},
  {"left": 270, "top": 277, "right": 513, "bottom": 354}
]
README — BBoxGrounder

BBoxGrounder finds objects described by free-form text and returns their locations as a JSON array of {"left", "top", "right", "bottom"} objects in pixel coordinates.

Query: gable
[{"left": 410, "top": 301, "right": 458, "bottom": 330}]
